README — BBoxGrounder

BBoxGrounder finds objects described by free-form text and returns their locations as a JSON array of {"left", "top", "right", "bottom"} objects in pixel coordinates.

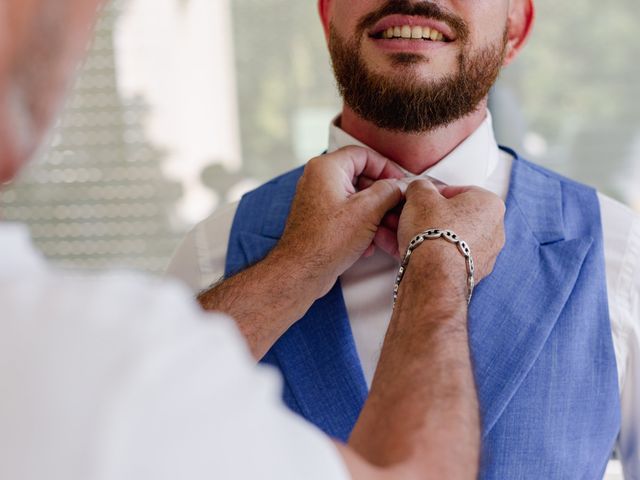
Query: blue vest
[{"left": 225, "top": 150, "right": 620, "bottom": 479}]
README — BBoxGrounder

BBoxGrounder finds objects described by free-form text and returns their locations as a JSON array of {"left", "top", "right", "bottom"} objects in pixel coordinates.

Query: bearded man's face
[{"left": 322, "top": 0, "right": 514, "bottom": 133}]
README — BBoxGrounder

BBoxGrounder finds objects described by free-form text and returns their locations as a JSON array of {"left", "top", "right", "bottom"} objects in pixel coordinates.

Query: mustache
[{"left": 356, "top": 1, "right": 470, "bottom": 41}]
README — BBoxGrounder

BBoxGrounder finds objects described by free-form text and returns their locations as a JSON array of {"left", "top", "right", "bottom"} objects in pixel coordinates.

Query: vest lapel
[
  {"left": 237, "top": 232, "right": 368, "bottom": 441},
  {"left": 471, "top": 155, "right": 595, "bottom": 436},
  {"left": 235, "top": 169, "right": 368, "bottom": 441}
]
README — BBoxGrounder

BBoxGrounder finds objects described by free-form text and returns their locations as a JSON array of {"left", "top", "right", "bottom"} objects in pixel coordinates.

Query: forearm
[
  {"left": 197, "top": 247, "right": 322, "bottom": 360},
  {"left": 372, "top": 313, "right": 479, "bottom": 478},
  {"left": 349, "top": 249, "right": 480, "bottom": 479}
]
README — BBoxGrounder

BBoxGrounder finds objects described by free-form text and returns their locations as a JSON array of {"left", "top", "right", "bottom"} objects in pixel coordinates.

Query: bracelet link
[{"left": 393, "top": 229, "right": 475, "bottom": 308}]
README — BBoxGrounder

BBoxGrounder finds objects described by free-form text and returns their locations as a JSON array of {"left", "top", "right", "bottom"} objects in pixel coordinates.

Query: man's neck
[{"left": 339, "top": 99, "right": 489, "bottom": 175}]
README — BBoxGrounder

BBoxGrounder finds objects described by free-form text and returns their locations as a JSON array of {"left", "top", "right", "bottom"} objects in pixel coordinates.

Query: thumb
[
  {"left": 353, "top": 179, "right": 405, "bottom": 221},
  {"left": 438, "top": 184, "right": 473, "bottom": 198}
]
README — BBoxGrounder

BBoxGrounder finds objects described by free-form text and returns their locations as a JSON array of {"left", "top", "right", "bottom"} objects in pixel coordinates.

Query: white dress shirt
[
  {"left": 167, "top": 112, "right": 640, "bottom": 479},
  {"left": 0, "top": 222, "right": 348, "bottom": 480}
]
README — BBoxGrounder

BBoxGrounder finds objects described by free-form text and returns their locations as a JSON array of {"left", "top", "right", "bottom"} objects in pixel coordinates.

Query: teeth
[{"left": 379, "top": 25, "right": 447, "bottom": 42}]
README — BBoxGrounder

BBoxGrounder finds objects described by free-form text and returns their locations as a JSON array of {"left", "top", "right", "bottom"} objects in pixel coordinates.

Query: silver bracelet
[{"left": 393, "top": 229, "right": 475, "bottom": 308}]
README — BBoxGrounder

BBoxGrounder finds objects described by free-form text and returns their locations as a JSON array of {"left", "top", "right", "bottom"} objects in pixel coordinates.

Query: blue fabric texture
[{"left": 225, "top": 150, "right": 621, "bottom": 479}]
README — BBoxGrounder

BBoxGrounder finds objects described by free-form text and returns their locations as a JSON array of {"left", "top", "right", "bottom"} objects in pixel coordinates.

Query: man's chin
[
  {"left": 386, "top": 52, "right": 430, "bottom": 67},
  {"left": 366, "top": 57, "right": 458, "bottom": 85}
]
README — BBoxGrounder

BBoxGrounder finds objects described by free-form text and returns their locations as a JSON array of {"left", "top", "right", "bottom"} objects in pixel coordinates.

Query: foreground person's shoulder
[
  {"left": 0, "top": 268, "right": 351, "bottom": 480},
  {"left": 6, "top": 266, "right": 245, "bottom": 357}
]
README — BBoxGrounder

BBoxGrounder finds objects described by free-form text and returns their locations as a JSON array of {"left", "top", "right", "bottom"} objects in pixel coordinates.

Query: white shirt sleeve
[
  {"left": 0, "top": 269, "right": 349, "bottom": 480},
  {"left": 615, "top": 213, "right": 640, "bottom": 480},
  {"left": 165, "top": 202, "right": 238, "bottom": 292}
]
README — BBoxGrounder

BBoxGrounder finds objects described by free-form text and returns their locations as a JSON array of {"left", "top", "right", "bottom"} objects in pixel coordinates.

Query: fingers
[
  {"left": 327, "top": 146, "right": 404, "bottom": 183},
  {"left": 425, "top": 176, "right": 448, "bottom": 191},
  {"left": 363, "top": 171, "right": 486, "bottom": 202},
  {"left": 373, "top": 226, "right": 400, "bottom": 260},
  {"left": 437, "top": 185, "right": 472, "bottom": 198},
  {"left": 438, "top": 184, "right": 496, "bottom": 200},
  {"left": 356, "top": 176, "right": 375, "bottom": 191},
  {"left": 406, "top": 179, "right": 490, "bottom": 201},
  {"left": 353, "top": 179, "right": 405, "bottom": 220},
  {"left": 405, "top": 178, "right": 441, "bottom": 201},
  {"left": 363, "top": 243, "right": 376, "bottom": 258},
  {"left": 381, "top": 211, "right": 400, "bottom": 231}
]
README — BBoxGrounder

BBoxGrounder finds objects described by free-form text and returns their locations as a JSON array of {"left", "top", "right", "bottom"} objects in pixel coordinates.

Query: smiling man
[
  {"left": 1, "top": 0, "right": 512, "bottom": 478},
  {"left": 169, "top": 1, "right": 640, "bottom": 477}
]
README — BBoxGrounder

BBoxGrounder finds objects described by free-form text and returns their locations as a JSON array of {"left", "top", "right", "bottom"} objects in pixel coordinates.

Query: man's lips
[{"left": 368, "top": 15, "right": 456, "bottom": 43}]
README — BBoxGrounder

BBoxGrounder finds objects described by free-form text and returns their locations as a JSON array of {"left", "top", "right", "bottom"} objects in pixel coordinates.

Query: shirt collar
[
  {"left": 0, "top": 222, "right": 46, "bottom": 277},
  {"left": 328, "top": 110, "right": 500, "bottom": 188}
]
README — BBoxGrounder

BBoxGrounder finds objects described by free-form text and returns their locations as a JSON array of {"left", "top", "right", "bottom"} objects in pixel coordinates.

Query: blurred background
[{"left": 1, "top": 0, "right": 639, "bottom": 276}]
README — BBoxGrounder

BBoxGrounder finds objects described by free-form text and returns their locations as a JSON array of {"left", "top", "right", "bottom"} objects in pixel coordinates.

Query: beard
[{"left": 329, "top": 24, "right": 507, "bottom": 133}]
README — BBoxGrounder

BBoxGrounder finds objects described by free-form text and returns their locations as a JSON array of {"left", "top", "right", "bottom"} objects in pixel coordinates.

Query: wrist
[
  {"left": 407, "top": 246, "right": 467, "bottom": 296},
  {"left": 393, "top": 243, "right": 469, "bottom": 321},
  {"left": 395, "top": 228, "right": 475, "bottom": 309}
]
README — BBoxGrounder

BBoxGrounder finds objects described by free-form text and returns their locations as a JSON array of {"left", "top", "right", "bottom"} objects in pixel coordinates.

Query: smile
[{"left": 373, "top": 25, "right": 447, "bottom": 42}]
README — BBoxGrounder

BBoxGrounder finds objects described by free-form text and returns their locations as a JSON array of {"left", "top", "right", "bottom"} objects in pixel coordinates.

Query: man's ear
[
  {"left": 318, "top": 0, "right": 332, "bottom": 40},
  {"left": 504, "top": 0, "right": 534, "bottom": 65}
]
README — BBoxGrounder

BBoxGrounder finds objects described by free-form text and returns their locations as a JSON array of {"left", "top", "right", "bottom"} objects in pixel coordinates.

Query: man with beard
[
  {"left": 169, "top": 0, "right": 640, "bottom": 477},
  {"left": 0, "top": 0, "right": 513, "bottom": 478}
]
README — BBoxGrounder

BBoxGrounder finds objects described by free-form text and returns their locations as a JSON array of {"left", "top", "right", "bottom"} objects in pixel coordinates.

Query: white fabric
[
  {"left": 0, "top": 223, "right": 349, "bottom": 480},
  {"left": 167, "top": 112, "right": 640, "bottom": 478}
]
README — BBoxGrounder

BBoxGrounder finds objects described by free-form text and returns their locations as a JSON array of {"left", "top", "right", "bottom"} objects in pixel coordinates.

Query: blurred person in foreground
[
  {"left": 0, "top": 1, "right": 510, "bottom": 479},
  {"left": 170, "top": 0, "right": 640, "bottom": 477}
]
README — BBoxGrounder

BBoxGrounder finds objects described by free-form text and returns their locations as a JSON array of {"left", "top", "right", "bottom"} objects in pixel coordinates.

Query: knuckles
[
  {"left": 405, "top": 179, "right": 438, "bottom": 197},
  {"left": 304, "top": 156, "right": 325, "bottom": 176}
]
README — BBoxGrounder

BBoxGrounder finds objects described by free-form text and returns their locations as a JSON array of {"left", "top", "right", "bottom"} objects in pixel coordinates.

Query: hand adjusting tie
[{"left": 393, "top": 229, "right": 475, "bottom": 308}]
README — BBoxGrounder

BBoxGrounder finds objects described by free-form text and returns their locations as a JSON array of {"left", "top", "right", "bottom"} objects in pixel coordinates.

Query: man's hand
[
  {"left": 398, "top": 179, "right": 506, "bottom": 282},
  {"left": 198, "top": 151, "right": 500, "bottom": 478},
  {"left": 272, "top": 146, "right": 404, "bottom": 297},
  {"left": 348, "top": 179, "right": 506, "bottom": 480},
  {"left": 198, "top": 146, "right": 404, "bottom": 360}
]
